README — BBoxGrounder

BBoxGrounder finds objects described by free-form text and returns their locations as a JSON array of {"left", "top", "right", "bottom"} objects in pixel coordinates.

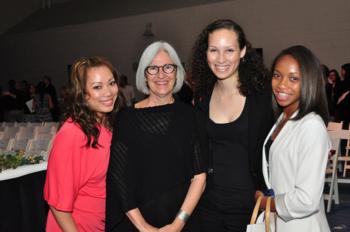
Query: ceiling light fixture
[{"left": 143, "top": 23, "right": 155, "bottom": 37}]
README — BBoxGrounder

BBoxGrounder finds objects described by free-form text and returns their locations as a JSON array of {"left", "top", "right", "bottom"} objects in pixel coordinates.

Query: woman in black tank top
[{"left": 191, "top": 19, "right": 274, "bottom": 232}]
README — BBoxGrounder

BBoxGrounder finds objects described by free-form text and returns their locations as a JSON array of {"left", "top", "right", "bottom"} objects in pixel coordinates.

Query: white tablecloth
[{"left": 0, "top": 162, "right": 47, "bottom": 181}]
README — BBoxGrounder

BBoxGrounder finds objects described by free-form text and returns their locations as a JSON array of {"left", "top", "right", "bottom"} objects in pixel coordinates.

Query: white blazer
[{"left": 262, "top": 112, "right": 331, "bottom": 232}]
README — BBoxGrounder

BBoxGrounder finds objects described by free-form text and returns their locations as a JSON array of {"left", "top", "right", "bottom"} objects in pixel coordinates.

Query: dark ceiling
[{"left": 6, "top": 0, "right": 233, "bottom": 34}]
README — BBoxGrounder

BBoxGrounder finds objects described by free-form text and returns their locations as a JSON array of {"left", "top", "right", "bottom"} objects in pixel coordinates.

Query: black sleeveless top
[
  {"left": 264, "top": 137, "right": 274, "bottom": 164},
  {"left": 204, "top": 101, "right": 255, "bottom": 212}
]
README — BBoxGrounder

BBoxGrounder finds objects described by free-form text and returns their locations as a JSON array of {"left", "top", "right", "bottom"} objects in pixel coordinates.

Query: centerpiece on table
[{"left": 0, "top": 150, "right": 44, "bottom": 173}]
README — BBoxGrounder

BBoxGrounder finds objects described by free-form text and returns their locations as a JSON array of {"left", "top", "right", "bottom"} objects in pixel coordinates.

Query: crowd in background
[
  {"left": 2, "top": 62, "right": 349, "bottom": 125},
  {"left": 0, "top": 76, "right": 69, "bottom": 123},
  {"left": 324, "top": 63, "right": 350, "bottom": 123}
]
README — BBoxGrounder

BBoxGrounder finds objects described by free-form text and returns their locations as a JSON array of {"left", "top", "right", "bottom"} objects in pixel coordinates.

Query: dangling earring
[{"left": 241, "top": 57, "right": 246, "bottom": 63}]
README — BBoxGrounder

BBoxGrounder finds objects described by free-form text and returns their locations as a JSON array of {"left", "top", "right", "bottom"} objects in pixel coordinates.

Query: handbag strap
[
  {"left": 250, "top": 195, "right": 263, "bottom": 224},
  {"left": 265, "top": 197, "right": 271, "bottom": 232},
  {"left": 249, "top": 196, "right": 272, "bottom": 232}
]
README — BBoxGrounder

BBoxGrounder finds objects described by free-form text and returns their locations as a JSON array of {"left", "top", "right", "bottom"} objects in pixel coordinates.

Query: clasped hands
[{"left": 141, "top": 220, "right": 184, "bottom": 232}]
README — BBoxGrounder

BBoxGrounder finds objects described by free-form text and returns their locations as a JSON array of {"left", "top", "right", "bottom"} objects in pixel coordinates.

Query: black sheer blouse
[{"left": 106, "top": 100, "right": 206, "bottom": 231}]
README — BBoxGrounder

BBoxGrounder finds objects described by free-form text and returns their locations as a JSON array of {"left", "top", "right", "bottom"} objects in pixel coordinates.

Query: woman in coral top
[{"left": 44, "top": 56, "right": 123, "bottom": 231}]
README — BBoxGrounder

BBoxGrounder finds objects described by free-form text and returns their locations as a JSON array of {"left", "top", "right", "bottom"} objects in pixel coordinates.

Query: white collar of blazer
[{"left": 262, "top": 110, "right": 299, "bottom": 189}]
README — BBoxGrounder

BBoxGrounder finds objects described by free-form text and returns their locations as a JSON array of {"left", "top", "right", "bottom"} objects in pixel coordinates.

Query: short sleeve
[
  {"left": 107, "top": 137, "right": 137, "bottom": 212},
  {"left": 44, "top": 124, "right": 84, "bottom": 211},
  {"left": 192, "top": 115, "right": 208, "bottom": 175},
  {"left": 192, "top": 108, "right": 208, "bottom": 175},
  {"left": 107, "top": 111, "right": 138, "bottom": 213}
]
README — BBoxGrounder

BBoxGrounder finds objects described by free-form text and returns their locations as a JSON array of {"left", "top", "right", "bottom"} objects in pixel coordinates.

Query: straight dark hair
[{"left": 271, "top": 45, "right": 329, "bottom": 125}]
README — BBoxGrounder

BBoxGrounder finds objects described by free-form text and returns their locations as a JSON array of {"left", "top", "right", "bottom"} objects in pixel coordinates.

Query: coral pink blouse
[{"left": 44, "top": 120, "right": 111, "bottom": 231}]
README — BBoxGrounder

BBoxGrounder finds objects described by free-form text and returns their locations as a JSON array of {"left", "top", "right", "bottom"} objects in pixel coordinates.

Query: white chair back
[
  {"left": 327, "top": 121, "right": 343, "bottom": 131},
  {"left": 3, "top": 126, "right": 19, "bottom": 138},
  {"left": 324, "top": 130, "right": 348, "bottom": 212},
  {"left": 0, "top": 138, "right": 11, "bottom": 152},
  {"left": 7, "top": 138, "right": 31, "bottom": 152},
  {"left": 25, "top": 137, "right": 53, "bottom": 160}
]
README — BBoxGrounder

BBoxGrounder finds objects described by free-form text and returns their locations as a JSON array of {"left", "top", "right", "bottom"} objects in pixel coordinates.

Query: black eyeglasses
[{"left": 145, "top": 64, "right": 177, "bottom": 75}]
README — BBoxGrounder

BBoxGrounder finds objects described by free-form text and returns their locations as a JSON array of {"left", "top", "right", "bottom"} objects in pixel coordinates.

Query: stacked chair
[{"left": 0, "top": 122, "right": 58, "bottom": 160}]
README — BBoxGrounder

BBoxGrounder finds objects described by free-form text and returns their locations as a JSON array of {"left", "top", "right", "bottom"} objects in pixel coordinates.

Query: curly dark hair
[
  {"left": 191, "top": 19, "right": 269, "bottom": 98},
  {"left": 62, "top": 56, "right": 124, "bottom": 148}
]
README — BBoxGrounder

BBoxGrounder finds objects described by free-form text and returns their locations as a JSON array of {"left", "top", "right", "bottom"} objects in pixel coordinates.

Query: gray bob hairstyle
[{"left": 136, "top": 41, "right": 185, "bottom": 95}]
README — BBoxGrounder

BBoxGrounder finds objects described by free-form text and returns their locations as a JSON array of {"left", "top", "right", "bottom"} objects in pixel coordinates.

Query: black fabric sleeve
[
  {"left": 192, "top": 112, "right": 208, "bottom": 175},
  {"left": 108, "top": 138, "right": 137, "bottom": 212},
  {"left": 106, "top": 111, "right": 138, "bottom": 230},
  {"left": 194, "top": 98, "right": 210, "bottom": 174}
]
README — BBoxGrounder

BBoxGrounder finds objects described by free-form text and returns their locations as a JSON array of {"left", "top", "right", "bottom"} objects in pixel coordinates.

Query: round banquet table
[{"left": 0, "top": 162, "right": 48, "bottom": 232}]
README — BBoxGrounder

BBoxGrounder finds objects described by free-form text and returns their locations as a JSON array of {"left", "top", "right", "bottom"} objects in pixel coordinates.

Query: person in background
[
  {"left": 25, "top": 83, "right": 53, "bottom": 122},
  {"left": 335, "top": 63, "right": 350, "bottom": 123},
  {"left": 176, "top": 73, "right": 194, "bottom": 105},
  {"left": 44, "top": 56, "right": 122, "bottom": 231},
  {"left": 2, "top": 80, "right": 26, "bottom": 122},
  {"left": 257, "top": 45, "right": 330, "bottom": 232},
  {"left": 340, "top": 63, "right": 350, "bottom": 86},
  {"left": 0, "top": 85, "right": 4, "bottom": 121},
  {"left": 57, "top": 85, "right": 70, "bottom": 119},
  {"left": 21, "top": 80, "right": 31, "bottom": 101},
  {"left": 335, "top": 63, "right": 350, "bottom": 102},
  {"left": 119, "top": 74, "right": 135, "bottom": 107},
  {"left": 106, "top": 41, "right": 206, "bottom": 232},
  {"left": 191, "top": 19, "right": 273, "bottom": 232},
  {"left": 325, "top": 69, "right": 341, "bottom": 118},
  {"left": 43, "top": 75, "right": 60, "bottom": 121}
]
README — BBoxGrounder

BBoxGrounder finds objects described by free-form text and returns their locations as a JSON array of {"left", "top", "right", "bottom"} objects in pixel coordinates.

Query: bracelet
[
  {"left": 177, "top": 209, "right": 190, "bottom": 223},
  {"left": 263, "top": 188, "right": 275, "bottom": 197}
]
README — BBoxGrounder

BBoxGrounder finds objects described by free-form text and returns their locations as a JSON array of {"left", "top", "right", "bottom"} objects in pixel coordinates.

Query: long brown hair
[{"left": 63, "top": 56, "right": 124, "bottom": 148}]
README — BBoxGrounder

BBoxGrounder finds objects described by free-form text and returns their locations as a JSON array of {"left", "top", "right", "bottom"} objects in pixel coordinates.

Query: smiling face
[
  {"left": 145, "top": 50, "right": 176, "bottom": 99},
  {"left": 272, "top": 55, "right": 302, "bottom": 116},
  {"left": 85, "top": 65, "right": 119, "bottom": 120},
  {"left": 206, "top": 28, "right": 246, "bottom": 80}
]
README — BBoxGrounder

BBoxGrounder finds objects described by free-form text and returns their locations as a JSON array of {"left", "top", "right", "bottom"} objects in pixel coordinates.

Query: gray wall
[{"left": 1, "top": 0, "right": 350, "bottom": 93}]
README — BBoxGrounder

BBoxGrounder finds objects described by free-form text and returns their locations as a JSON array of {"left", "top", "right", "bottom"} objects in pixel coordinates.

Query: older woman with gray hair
[{"left": 106, "top": 41, "right": 207, "bottom": 232}]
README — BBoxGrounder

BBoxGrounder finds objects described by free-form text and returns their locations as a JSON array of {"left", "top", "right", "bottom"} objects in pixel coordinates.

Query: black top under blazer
[{"left": 195, "top": 87, "right": 274, "bottom": 191}]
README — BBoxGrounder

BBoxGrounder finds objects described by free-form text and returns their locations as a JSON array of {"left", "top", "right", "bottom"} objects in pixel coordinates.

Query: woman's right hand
[
  {"left": 127, "top": 208, "right": 159, "bottom": 232},
  {"left": 50, "top": 206, "right": 79, "bottom": 232}
]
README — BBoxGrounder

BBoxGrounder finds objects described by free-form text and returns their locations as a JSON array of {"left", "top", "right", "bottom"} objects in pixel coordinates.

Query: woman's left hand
[
  {"left": 255, "top": 190, "right": 264, "bottom": 201},
  {"left": 159, "top": 223, "right": 181, "bottom": 232},
  {"left": 159, "top": 218, "right": 185, "bottom": 232},
  {"left": 254, "top": 190, "right": 276, "bottom": 211}
]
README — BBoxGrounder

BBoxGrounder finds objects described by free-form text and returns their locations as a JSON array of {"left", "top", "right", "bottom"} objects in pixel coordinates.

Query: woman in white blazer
[{"left": 255, "top": 45, "right": 331, "bottom": 232}]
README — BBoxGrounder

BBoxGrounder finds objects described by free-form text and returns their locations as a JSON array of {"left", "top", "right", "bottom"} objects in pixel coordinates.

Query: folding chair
[
  {"left": 337, "top": 129, "right": 350, "bottom": 178},
  {"left": 7, "top": 137, "right": 31, "bottom": 152},
  {"left": 327, "top": 121, "right": 343, "bottom": 131},
  {"left": 25, "top": 137, "right": 53, "bottom": 160},
  {"left": 324, "top": 130, "right": 349, "bottom": 212}
]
